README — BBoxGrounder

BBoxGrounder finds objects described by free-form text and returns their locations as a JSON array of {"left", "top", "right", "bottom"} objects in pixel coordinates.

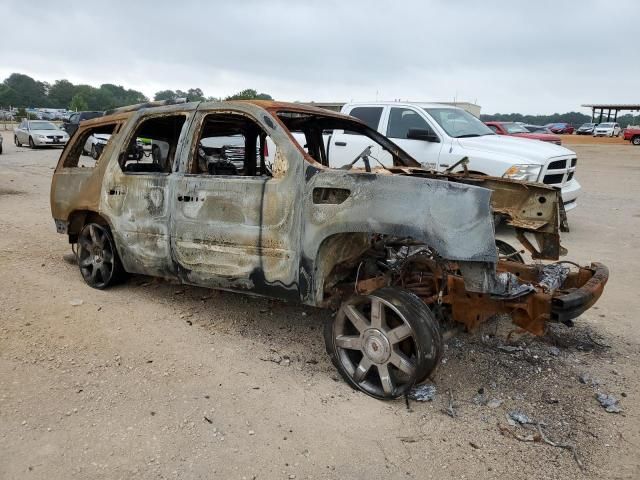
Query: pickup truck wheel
[
  {"left": 325, "top": 287, "right": 442, "bottom": 400},
  {"left": 77, "top": 223, "right": 125, "bottom": 289},
  {"left": 632, "top": 136, "right": 640, "bottom": 146}
]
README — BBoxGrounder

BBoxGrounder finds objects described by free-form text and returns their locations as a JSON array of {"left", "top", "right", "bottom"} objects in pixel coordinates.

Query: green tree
[
  {"left": 2, "top": 73, "right": 47, "bottom": 107},
  {"left": 225, "top": 88, "right": 273, "bottom": 101},
  {"left": 154, "top": 89, "right": 178, "bottom": 101},
  {"left": 69, "top": 93, "right": 88, "bottom": 112},
  {"left": 48, "top": 79, "right": 76, "bottom": 109}
]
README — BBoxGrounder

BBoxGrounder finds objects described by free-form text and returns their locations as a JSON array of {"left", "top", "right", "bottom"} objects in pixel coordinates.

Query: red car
[
  {"left": 544, "top": 122, "right": 575, "bottom": 135},
  {"left": 623, "top": 127, "right": 640, "bottom": 145},
  {"left": 484, "top": 121, "right": 562, "bottom": 145}
]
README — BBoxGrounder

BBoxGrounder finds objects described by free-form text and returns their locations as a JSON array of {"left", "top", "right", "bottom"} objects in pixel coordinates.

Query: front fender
[{"left": 302, "top": 167, "right": 500, "bottom": 303}]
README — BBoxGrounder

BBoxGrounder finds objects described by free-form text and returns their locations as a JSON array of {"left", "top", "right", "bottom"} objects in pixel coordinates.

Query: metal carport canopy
[{"left": 582, "top": 103, "right": 640, "bottom": 123}]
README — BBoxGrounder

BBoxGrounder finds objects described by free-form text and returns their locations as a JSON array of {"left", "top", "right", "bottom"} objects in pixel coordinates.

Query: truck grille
[{"left": 543, "top": 157, "right": 577, "bottom": 186}]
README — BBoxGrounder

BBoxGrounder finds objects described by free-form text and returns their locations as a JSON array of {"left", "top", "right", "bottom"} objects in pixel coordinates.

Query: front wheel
[
  {"left": 90, "top": 144, "right": 99, "bottom": 160},
  {"left": 28, "top": 136, "right": 35, "bottom": 148},
  {"left": 325, "top": 287, "right": 443, "bottom": 400},
  {"left": 14, "top": 136, "right": 22, "bottom": 147},
  {"left": 632, "top": 136, "right": 640, "bottom": 146},
  {"left": 77, "top": 223, "right": 125, "bottom": 289}
]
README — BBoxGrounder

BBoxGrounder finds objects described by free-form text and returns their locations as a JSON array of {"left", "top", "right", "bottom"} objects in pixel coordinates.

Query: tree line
[{"left": 0, "top": 73, "right": 273, "bottom": 111}]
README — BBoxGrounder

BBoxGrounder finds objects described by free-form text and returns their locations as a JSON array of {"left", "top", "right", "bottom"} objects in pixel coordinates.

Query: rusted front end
[{"left": 349, "top": 253, "right": 608, "bottom": 336}]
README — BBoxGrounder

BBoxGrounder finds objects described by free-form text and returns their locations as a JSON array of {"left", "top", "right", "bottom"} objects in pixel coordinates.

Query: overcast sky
[{"left": 2, "top": 0, "right": 638, "bottom": 114}]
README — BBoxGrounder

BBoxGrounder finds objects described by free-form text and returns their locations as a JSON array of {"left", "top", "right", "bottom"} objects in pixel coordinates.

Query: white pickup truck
[{"left": 326, "top": 102, "right": 580, "bottom": 210}]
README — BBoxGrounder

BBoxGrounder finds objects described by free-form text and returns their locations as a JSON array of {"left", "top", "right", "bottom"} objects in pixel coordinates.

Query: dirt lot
[{"left": 0, "top": 131, "right": 638, "bottom": 479}]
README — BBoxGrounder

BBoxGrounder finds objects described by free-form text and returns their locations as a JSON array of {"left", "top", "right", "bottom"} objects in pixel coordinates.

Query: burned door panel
[
  {"left": 170, "top": 109, "right": 303, "bottom": 300},
  {"left": 99, "top": 112, "right": 191, "bottom": 278}
]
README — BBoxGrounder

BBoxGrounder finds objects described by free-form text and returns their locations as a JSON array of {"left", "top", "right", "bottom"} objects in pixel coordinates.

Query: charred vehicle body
[{"left": 50, "top": 100, "right": 608, "bottom": 400}]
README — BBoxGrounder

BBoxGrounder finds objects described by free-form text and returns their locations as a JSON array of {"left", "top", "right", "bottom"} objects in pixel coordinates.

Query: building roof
[{"left": 582, "top": 104, "right": 640, "bottom": 110}]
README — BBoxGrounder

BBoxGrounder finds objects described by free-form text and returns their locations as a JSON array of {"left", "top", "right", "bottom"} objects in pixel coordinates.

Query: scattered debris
[
  {"left": 203, "top": 416, "right": 213, "bottom": 424},
  {"left": 469, "top": 441, "right": 480, "bottom": 449},
  {"left": 498, "top": 345, "right": 523, "bottom": 353},
  {"left": 596, "top": 393, "right": 622, "bottom": 413},
  {"left": 548, "top": 346, "right": 561, "bottom": 357},
  {"left": 487, "top": 398, "right": 503, "bottom": 409},
  {"left": 443, "top": 389, "right": 456, "bottom": 417},
  {"left": 472, "top": 393, "right": 488, "bottom": 406},
  {"left": 408, "top": 384, "right": 436, "bottom": 402},
  {"left": 578, "top": 373, "right": 599, "bottom": 386},
  {"left": 398, "top": 435, "right": 422, "bottom": 443},
  {"left": 498, "top": 423, "right": 584, "bottom": 471},
  {"left": 69, "top": 299, "right": 83, "bottom": 307},
  {"left": 508, "top": 411, "right": 534, "bottom": 425},
  {"left": 541, "top": 391, "right": 559, "bottom": 404}
]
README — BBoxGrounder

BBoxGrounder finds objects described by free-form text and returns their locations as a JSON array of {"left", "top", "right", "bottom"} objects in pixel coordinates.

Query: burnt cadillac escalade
[{"left": 50, "top": 99, "right": 608, "bottom": 400}]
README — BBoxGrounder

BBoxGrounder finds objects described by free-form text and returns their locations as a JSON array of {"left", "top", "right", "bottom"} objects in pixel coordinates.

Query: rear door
[
  {"left": 328, "top": 105, "right": 386, "bottom": 168},
  {"left": 378, "top": 106, "right": 444, "bottom": 169},
  {"left": 100, "top": 111, "right": 191, "bottom": 278}
]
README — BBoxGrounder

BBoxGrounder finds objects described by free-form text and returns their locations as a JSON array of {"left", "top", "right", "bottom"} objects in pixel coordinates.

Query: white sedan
[
  {"left": 593, "top": 122, "right": 622, "bottom": 137},
  {"left": 14, "top": 120, "right": 69, "bottom": 148}
]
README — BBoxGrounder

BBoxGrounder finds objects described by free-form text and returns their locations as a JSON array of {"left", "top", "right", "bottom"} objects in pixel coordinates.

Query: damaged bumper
[{"left": 550, "top": 262, "right": 609, "bottom": 324}]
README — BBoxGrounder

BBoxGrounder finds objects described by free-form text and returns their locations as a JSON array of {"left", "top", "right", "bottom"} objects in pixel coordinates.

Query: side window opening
[
  {"left": 386, "top": 108, "right": 431, "bottom": 139},
  {"left": 276, "top": 111, "right": 419, "bottom": 170},
  {"left": 62, "top": 123, "right": 119, "bottom": 168},
  {"left": 120, "top": 114, "right": 186, "bottom": 174},
  {"left": 345, "top": 106, "right": 383, "bottom": 135},
  {"left": 190, "top": 113, "right": 272, "bottom": 177}
]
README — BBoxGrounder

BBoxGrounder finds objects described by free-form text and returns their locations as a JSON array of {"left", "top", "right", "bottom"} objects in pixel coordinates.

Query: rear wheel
[
  {"left": 77, "top": 223, "right": 125, "bottom": 289},
  {"left": 325, "top": 287, "right": 443, "bottom": 400}
]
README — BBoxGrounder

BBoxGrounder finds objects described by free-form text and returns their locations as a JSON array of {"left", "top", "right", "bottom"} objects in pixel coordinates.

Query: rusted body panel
[{"left": 50, "top": 100, "right": 607, "bottom": 336}]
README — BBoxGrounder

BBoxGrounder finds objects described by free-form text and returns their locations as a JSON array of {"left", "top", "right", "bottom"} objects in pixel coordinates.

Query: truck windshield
[{"left": 424, "top": 108, "right": 494, "bottom": 138}]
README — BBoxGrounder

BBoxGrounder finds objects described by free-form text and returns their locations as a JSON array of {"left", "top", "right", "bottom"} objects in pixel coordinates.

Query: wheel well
[
  {"left": 67, "top": 210, "right": 109, "bottom": 242},
  {"left": 313, "top": 233, "right": 370, "bottom": 305}
]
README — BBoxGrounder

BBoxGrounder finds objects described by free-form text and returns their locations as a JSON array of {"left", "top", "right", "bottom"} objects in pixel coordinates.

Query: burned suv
[{"left": 50, "top": 100, "right": 608, "bottom": 400}]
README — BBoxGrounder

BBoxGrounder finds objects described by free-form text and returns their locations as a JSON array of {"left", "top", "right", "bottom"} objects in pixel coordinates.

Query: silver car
[{"left": 14, "top": 120, "right": 69, "bottom": 148}]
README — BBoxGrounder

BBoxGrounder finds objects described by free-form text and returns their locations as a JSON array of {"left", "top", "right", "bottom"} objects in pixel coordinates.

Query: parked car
[
  {"left": 544, "top": 123, "right": 575, "bottom": 134},
  {"left": 50, "top": 100, "right": 609, "bottom": 400},
  {"left": 485, "top": 121, "right": 561, "bottom": 145},
  {"left": 0, "top": 134, "right": 3, "bottom": 154},
  {"left": 62, "top": 111, "right": 104, "bottom": 136},
  {"left": 334, "top": 102, "right": 580, "bottom": 211},
  {"left": 13, "top": 120, "right": 69, "bottom": 148},
  {"left": 83, "top": 133, "right": 112, "bottom": 159},
  {"left": 623, "top": 127, "right": 640, "bottom": 145},
  {"left": 593, "top": 122, "right": 621, "bottom": 137},
  {"left": 576, "top": 123, "right": 598, "bottom": 135},
  {"left": 523, "top": 124, "right": 552, "bottom": 134}
]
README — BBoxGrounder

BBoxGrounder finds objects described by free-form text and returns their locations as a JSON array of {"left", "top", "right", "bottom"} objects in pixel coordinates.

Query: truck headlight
[{"left": 503, "top": 164, "right": 541, "bottom": 182}]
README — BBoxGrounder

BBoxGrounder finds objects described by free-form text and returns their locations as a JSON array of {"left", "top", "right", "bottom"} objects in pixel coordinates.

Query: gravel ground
[{"left": 0, "top": 130, "right": 638, "bottom": 479}]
